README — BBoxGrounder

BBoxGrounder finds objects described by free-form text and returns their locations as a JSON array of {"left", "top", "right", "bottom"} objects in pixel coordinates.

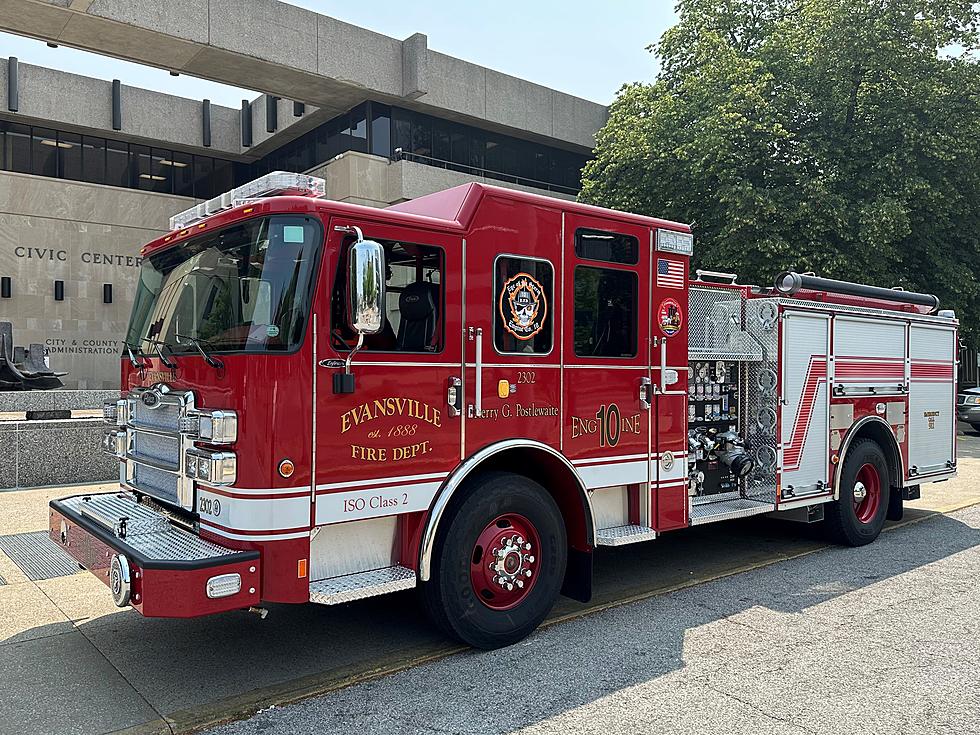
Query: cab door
[
  {"left": 650, "top": 231, "right": 691, "bottom": 531},
  {"left": 312, "top": 219, "right": 463, "bottom": 538},
  {"left": 562, "top": 215, "right": 652, "bottom": 532}
]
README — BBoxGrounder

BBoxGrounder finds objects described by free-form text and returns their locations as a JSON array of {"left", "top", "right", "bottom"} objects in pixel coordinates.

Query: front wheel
[
  {"left": 421, "top": 472, "right": 567, "bottom": 649},
  {"left": 824, "top": 438, "right": 890, "bottom": 546}
]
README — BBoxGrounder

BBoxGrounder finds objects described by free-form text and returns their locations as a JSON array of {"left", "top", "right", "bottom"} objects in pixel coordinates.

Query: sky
[{"left": 0, "top": 1, "right": 678, "bottom": 108}]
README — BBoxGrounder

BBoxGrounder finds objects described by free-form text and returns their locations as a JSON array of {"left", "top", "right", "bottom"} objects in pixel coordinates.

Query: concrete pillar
[
  {"left": 401, "top": 33, "right": 428, "bottom": 100},
  {"left": 7, "top": 57, "right": 18, "bottom": 112}
]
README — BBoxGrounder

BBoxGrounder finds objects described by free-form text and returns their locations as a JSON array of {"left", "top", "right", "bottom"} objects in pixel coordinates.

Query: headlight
[
  {"left": 180, "top": 409, "right": 238, "bottom": 444},
  {"left": 184, "top": 449, "right": 237, "bottom": 486},
  {"left": 966, "top": 396, "right": 980, "bottom": 405}
]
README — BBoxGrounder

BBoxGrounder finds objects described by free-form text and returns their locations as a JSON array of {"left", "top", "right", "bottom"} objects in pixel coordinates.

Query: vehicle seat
[{"left": 396, "top": 282, "right": 437, "bottom": 352}]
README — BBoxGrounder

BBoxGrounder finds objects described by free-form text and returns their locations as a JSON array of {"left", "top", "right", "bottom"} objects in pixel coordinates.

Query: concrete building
[{"left": 0, "top": 0, "right": 607, "bottom": 388}]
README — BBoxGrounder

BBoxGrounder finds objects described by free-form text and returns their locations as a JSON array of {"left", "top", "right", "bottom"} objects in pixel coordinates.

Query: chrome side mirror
[
  {"left": 333, "top": 230, "right": 386, "bottom": 394},
  {"left": 347, "top": 240, "right": 385, "bottom": 336}
]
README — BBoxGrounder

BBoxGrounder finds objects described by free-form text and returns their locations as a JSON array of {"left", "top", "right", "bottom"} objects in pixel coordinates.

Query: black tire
[
  {"left": 824, "top": 438, "right": 890, "bottom": 546},
  {"left": 421, "top": 471, "right": 567, "bottom": 649}
]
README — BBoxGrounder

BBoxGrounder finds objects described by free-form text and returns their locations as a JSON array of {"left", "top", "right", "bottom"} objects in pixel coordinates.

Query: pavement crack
[
  {"left": 702, "top": 683, "right": 819, "bottom": 734},
  {"left": 32, "top": 581, "right": 176, "bottom": 735}
]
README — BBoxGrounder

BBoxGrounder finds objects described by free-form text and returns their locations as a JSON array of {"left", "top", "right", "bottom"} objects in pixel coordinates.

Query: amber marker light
[
  {"left": 498, "top": 380, "right": 510, "bottom": 399},
  {"left": 278, "top": 458, "right": 295, "bottom": 478},
  {"left": 298, "top": 558, "right": 308, "bottom": 578}
]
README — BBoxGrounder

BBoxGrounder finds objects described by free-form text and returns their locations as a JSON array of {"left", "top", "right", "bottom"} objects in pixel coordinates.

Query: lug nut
[
  {"left": 524, "top": 569, "right": 532, "bottom": 577},
  {"left": 527, "top": 556, "right": 535, "bottom": 563}
]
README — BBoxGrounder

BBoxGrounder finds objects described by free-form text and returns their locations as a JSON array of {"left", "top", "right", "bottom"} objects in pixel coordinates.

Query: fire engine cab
[{"left": 49, "top": 172, "right": 958, "bottom": 649}]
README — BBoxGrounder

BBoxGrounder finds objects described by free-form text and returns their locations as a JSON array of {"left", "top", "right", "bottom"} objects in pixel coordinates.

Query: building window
[
  {"left": 574, "top": 266, "right": 638, "bottom": 358},
  {"left": 574, "top": 229, "right": 640, "bottom": 265},
  {"left": 105, "top": 140, "right": 130, "bottom": 187},
  {"left": 192, "top": 155, "right": 213, "bottom": 198},
  {"left": 3, "top": 123, "right": 30, "bottom": 173},
  {"left": 170, "top": 151, "right": 194, "bottom": 197},
  {"left": 81, "top": 136, "right": 106, "bottom": 184},
  {"left": 32, "top": 127, "right": 58, "bottom": 178},
  {"left": 369, "top": 103, "right": 391, "bottom": 157},
  {"left": 331, "top": 240, "right": 445, "bottom": 353},
  {"left": 58, "top": 131, "right": 82, "bottom": 181},
  {"left": 494, "top": 256, "right": 554, "bottom": 355}
]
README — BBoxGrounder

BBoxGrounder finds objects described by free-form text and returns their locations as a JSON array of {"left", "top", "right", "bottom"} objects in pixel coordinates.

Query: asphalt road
[{"left": 209, "top": 502, "right": 980, "bottom": 735}]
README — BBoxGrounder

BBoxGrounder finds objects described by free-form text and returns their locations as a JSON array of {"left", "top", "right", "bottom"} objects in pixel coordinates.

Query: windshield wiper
[
  {"left": 141, "top": 338, "right": 179, "bottom": 370},
  {"left": 121, "top": 339, "right": 150, "bottom": 370},
  {"left": 175, "top": 334, "right": 224, "bottom": 370}
]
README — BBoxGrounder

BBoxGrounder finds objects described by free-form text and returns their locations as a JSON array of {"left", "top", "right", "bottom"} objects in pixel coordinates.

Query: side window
[
  {"left": 574, "top": 266, "right": 638, "bottom": 358},
  {"left": 331, "top": 240, "right": 444, "bottom": 353},
  {"left": 494, "top": 256, "right": 554, "bottom": 355},
  {"left": 574, "top": 228, "right": 639, "bottom": 265}
]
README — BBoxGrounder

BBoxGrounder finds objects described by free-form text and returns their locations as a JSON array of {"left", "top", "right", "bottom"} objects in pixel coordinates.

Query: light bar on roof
[{"left": 168, "top": 171, "right": 326, "bottom": 230}]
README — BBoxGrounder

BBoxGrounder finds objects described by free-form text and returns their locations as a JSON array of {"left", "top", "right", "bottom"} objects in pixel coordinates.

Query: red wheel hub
[
  {"left": 853, "top": 463, "right": 882, "bottom": 524},
  {"left": 470, "top": 513, "right": 540, "bottom": 611}
]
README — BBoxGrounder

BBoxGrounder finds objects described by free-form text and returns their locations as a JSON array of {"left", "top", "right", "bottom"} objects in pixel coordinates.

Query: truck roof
[{"left": 142, "top": 182, "right": 691, "bottom": 259}]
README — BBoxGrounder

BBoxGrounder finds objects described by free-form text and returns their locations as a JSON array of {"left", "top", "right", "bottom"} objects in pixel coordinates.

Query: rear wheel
[
  {"left": 824, "top": 438, "right": 890, "bottom": 546},
  {"left": 422, "top": 472, "right": 566, "bottom": 649}
]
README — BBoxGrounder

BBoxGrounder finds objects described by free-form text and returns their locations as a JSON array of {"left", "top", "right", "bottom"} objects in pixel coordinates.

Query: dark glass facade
[
  {"left": 0, "top": 120, "right": 246, "bottom": 199},
  {"left": 0, "top": 101, "right": 588, "bottom": 200},
  {"left": 252, "top": 102, "right": 587, "bottom": 195}
]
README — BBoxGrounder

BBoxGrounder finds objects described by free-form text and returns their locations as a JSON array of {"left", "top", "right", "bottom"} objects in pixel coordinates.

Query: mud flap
[
  {"left": 887, "top": 486, "right": 904, "bottom": 521},
  {"left": 561, "top": 546, "right": 592, "bottom": 603}
]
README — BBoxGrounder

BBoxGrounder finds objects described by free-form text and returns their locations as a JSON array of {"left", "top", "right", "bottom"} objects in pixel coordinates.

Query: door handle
[
  {"left": 639, "top": 377, "right": 652, "bottom": 410},
  {"left": 447, "top": 376, "right": 462, "bottom": 417},
  {"left": 467, "top": 326, "right": 483, "bottom": 418}
]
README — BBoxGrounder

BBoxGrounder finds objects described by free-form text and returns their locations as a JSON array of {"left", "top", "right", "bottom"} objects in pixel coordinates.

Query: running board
[
  {"left": 596, "top": 524, "right": 658, "bottom": 547},
  {"left": 689, "top": 498, "right": 776, "bottom": 526},
  {"left": 309, "top": 565, "right": 416, "bottom": 605}
]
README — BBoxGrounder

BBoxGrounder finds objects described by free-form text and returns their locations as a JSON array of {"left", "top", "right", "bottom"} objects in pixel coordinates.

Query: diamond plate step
[
  {"left": 596, "top": 524, "right": 658, "bottom": 547},
  {"left": 0, "top": 531, "right": 79, "bottom": 581},
  {"left": 309, "top": 565, "right": 416, "bottom": 605},
  {"left": 689, "top": 498, "right": 775, "bottom": 526}
]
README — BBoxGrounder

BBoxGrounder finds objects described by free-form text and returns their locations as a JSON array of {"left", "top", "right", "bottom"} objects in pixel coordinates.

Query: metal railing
[{"left": 392, "top": 148, "right": 580, "bottom": 196}]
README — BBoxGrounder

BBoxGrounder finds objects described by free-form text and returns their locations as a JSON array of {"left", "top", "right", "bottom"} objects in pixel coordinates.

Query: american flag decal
[{"left": 657, "top": 258, "right": 684, "bottom": 289}]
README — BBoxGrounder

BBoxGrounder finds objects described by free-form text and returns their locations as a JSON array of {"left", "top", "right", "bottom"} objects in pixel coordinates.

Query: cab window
[
  {"left": 493, "top": 256, "right": 554, "bottom": 355},
  {"left": 331, "top": 240, "right": 444, "bottom": 353},
  {"left": 574, "top": 266, "right": 637, "bottom": 358}
]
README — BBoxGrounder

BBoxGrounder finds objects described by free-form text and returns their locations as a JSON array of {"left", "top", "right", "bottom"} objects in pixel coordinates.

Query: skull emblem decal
[{"left": 500, "top": 272, "right": 547, "bottom": 341}]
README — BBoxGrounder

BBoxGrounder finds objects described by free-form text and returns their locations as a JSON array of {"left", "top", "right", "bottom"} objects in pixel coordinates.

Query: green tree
[{"left": 581, "top": 0, "right": 980, "bottom": 343}]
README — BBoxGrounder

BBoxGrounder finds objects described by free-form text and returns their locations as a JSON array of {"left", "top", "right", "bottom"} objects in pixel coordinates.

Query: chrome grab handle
[
  {"left": 468, "top": 327, "right": 483, "bottom": 418},
  {"left": 639, "top": 377, "right": 652, "bottom": 410},
  {"left": 660, "top": 340, "right": 668, "bottom": 392},
  {"left": 447, "top": 376, "right": 462, "bottom": 417}
]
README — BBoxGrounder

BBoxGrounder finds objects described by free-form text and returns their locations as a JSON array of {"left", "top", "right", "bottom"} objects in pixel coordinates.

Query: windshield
[{"left": 125, "top": 215, "right": 322, "bottom": 355}]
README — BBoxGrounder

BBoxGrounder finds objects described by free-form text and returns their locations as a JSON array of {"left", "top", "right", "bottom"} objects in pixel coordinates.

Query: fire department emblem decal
[
  {"left": 500, "top": 273, "right": 547, "bottom": 341},
  {"left": 658, "top": 297, "right": 683, "bottom": 337}
]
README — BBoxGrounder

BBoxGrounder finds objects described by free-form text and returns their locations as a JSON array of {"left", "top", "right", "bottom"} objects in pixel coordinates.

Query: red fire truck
[{"left": 49, "top": 173, "right": 958, "bottom": 649}]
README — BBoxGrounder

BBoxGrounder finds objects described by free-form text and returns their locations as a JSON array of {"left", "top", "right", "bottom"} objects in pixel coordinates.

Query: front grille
[
  {"left": 131, "top": 431, "right": 180, "bottom": 470},
  {"left": 132, "top": 462, "right": 181, "bottom": 506},
  {"left": 130, "top": 401, "right": 181, "bottom": 432}
]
